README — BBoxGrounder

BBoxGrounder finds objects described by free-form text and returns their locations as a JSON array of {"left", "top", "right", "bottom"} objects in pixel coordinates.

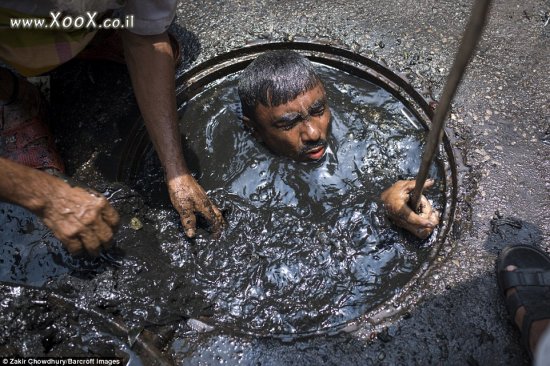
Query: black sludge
[{"left": 135, "top": 64, "right": 445, "bottom": 336}]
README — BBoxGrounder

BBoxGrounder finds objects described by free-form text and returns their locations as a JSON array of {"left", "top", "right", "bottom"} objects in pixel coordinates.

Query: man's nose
[{"left": 300, "top": 119, "right": 321, "bottom": 142}]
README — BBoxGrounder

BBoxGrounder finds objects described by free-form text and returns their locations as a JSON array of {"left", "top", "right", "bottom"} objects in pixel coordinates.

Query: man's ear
[{"left": 242, "top": 115, "right": 263, "bottom": 142}]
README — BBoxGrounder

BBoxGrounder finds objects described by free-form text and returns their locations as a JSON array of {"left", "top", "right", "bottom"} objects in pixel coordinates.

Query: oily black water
[{"left": 135, "top": 64, "right": 445, "bottom": 336}]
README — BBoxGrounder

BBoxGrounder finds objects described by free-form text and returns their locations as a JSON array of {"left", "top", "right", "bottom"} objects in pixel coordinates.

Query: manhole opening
[{"left": 118, "top": 42, "right": 457, "bottom": 338}]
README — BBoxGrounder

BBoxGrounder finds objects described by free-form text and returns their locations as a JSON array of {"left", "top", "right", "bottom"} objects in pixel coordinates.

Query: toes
[
  {"left": 505, "top": 265, "right": 518, "bottom": 296},
  {"left": 503, "top": 264, "right": 526, "bottom": 331}
]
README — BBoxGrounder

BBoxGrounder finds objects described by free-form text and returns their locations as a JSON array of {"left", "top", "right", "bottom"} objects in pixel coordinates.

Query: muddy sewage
[
  {"left": 123, "top": 43, "right": 456, "bottom": 337},
  {"left": 0, "top": 43, "right": 457, "bottom": 361}
]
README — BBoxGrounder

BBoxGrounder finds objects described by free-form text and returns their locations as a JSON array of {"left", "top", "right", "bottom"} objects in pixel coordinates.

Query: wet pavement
[{"left": 1, "top": 0, "right": 549, "bottom": 364}]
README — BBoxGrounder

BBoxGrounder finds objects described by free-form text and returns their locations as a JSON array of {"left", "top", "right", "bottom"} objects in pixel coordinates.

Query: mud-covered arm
[
  {"left": 380, "top": 179, "right": 440, "bottom": 239},
  {"left": 121, "top": 31, "right": 224, "bottom": 237},
  {"left": 0, "top": 157, "right": 118, "bottom": 255}
]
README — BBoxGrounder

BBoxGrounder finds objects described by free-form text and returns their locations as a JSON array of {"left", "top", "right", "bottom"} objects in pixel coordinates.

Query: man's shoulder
[
  {"left": 1, "top": 0, "right": 177, "bottom": 36},
  {"left": 121, "top": 0, "right": 177, "bottom": 36}
]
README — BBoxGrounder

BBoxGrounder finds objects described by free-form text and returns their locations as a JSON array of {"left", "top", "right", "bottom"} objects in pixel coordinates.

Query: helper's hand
[
  {"left": 380, "top": 179, "right": 440, "bottom": 239},
  {"left": 167, "top": 174, "right": 225, "bottom": 238},
  {"left": 39, "top": 178, "right": 119, "bottom": 256}
]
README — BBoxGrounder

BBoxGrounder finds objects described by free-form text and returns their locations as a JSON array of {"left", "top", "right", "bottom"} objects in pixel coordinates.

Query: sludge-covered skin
[{"left": 381, "top": 179, "right": 440, "bottom": 239}]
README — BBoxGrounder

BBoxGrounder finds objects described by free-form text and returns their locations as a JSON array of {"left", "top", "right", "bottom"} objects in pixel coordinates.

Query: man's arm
[
  {"left": 0, "top": 158, "right": 118, "bottom": 255},
  {"left": 121, "top": 31, "right": 224, "bottom": 237}
]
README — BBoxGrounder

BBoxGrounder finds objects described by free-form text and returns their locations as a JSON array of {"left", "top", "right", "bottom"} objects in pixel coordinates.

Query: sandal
[
  {"left": 0, "top": 69, "right": 65, "bottom": 173},
  {"left": 496, "top": 244, "right": 550, "bottom": 359},
  {"left": 77, "top": 30, "right": 182, "bottom": 66}
]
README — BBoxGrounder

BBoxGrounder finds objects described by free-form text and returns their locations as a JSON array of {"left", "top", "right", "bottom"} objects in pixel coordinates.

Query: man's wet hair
[{"left": 238, "top": 50, "right": 322, "bottom": 119}]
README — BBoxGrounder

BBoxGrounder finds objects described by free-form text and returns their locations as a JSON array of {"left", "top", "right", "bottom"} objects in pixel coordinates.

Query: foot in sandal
[{"left": 497, "top": 244, "right": 550, "bottom": 361}]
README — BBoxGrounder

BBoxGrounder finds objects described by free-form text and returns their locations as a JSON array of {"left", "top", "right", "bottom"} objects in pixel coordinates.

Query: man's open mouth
[{"left": 305, "top": 145, "right": 326, "bottom": 160}]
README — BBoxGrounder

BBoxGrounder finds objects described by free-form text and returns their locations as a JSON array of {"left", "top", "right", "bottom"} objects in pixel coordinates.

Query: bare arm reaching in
[
  {"left": 121, "top": 31, "right": 224, "bottom": 238},
  {"left": 0, "top": 158, "right": 119, "bottom": 255}
]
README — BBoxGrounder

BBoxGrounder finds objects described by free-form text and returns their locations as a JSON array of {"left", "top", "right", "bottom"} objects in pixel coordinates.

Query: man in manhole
[{"left": 238, "top": 50, "right": 439, "bottom": 238}]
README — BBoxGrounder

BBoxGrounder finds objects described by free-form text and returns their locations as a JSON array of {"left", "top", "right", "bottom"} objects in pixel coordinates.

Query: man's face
[{"left": 248, "top": 83, "right": 331, "bottom": 162}]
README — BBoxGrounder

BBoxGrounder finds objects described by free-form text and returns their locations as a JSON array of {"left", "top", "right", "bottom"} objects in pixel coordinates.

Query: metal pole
[{"left": 409, "top": 0, "right": 492, "bottom": 210}]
